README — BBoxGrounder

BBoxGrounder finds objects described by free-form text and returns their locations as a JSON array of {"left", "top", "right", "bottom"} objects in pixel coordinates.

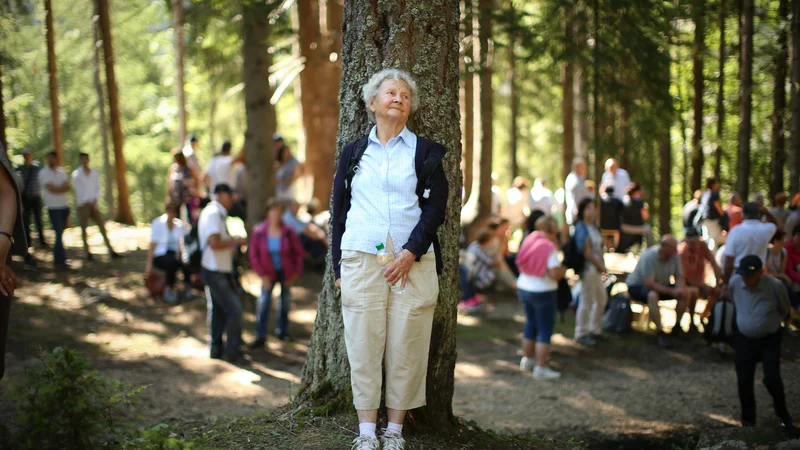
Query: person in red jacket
[
  {"left": 784, "top": 224, "right": 800, "bottom": 314},
  {"left": 248, "top": 198, "right": 305, "bottom": 347}
]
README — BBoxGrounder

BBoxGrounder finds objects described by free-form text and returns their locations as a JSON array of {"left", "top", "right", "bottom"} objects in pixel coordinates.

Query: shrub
[{"left": 9, "top": 347, "right": 144, "bottom": 449}]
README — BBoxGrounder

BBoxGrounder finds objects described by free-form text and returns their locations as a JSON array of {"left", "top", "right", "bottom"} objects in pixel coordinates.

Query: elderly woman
[
  {"left": 0, "top": 143, "right": 24, "bottom": 381},
  {"left": 331, "top": 68, "right": 448, "bottom": 450}
]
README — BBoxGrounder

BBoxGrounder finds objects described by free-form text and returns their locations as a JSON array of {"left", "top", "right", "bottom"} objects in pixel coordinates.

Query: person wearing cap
[
  {"left": 0, "top": 142, "right": 26, "bottom": 380},
  {"left": 198, "top": 183, "right": 249, "bottom": 363},
  {"left": 38, "top": 151, "right": 71, "bottom": 270},
  {"left": 727, "top": 254, "right": 795, "bottom": 432},
  {"left": 625, "top": 236, "right": 699, "bottom": 348},
  {"left": 722, "top": 202, "right": 778, "bottom": 284},
  {"left": 679, "top": 227, "right": 723, "bottom": 321},
  {"left": 600, "top": 157, "right": 631, "bottom": 200},
  {"left": 14, "top": 148, "right": 47, "bottom": 249},
  {"left": 72, "top": 153, "right": 120, "bottom": 261}
]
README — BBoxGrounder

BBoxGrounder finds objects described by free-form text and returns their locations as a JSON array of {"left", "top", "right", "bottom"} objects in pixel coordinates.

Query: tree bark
[
  {"left": 691, "top": 0, "right": 705, "bottom": 192},
  {"left": 771, "top": 0, "right": 788, "bottom": 201},
  {"left": 92, "top": 7, "right": 114, "bottom": 214},
  {"left": 96, "top": 0, "right": 134, "bottom": 224},
  {"left": 299, "top": 0, "right": 462, "bottom": 427},
  {"left": 660, "top": 63, "right": 673, "bottom": 236},
  {"left": 715, "top": 0, "right": 726, "bottom": 180},
  {"left": 462, "top": 0, "right": 476, "bottom": 206},
  {"left": 562, "top": 6, "right": 575, "bottom": 183},
  {"left": 242, "top": 1, "right": 276, "bottom": 229},
  {"left": 574, "top": 3, "right": 590, "bottom": 158},
  {"left": 791, "top": 0, "right": 800, "bottom": 194},
  {"left": 297, "top": 0, "right": 342, "bottom": 204},
  {"left": 173, "top": 0, "right": 187, "bottom": 147},
  {"left": 44, "top": 0, "right": 64, "bottom": 166},
  {"left": 477, "top": 0, "right": 493, "bottom": 218},
  {"left": 0, "top": 56, "right": 6, "bottom": 153},
  {"left": 737, "top": 0, "right": 754, "bottom": 200},
  {"left": 508, "top": 31, "right": 519, "bottom": 179}
]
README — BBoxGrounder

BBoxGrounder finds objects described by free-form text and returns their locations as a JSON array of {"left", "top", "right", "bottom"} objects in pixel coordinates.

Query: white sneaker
[
  {"left": 380, "top": 430, "right": 405, "bottom": 450},
  {"left": 351, "top": 435, "right": 380, "bottom": 450},
  {"left": 520, "top": 356, "right": 535, "bottom": 371},
  {"left": 533, "top": 365, "right": 562, "bottom": 380}
]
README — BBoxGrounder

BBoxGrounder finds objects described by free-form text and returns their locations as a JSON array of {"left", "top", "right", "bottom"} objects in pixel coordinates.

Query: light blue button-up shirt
[{"left": 341, "top": 125, "right": 425, "bottom": 255}]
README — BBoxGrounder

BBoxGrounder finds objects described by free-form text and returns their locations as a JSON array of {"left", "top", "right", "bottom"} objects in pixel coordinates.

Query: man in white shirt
[
  {"left": 198, "top": 184, "right": 248, "bottom": 363},
  {"left": 204, "top": 141, "right": 245, "bottom": 199},
  {"left": 723, "top": 202, "right": 778, "bottom": 283},
  {"left": 600, "top": 158, "right": 631, "bottom": 200},
  {"left": 38, "top": 151, "right": 71, "bottom": 270},
  {"left": 564, "top": 157, "right": 590, "bottom": 226},
  {"left": 72, "top": 153, "right": 118, "bottom": 261}
]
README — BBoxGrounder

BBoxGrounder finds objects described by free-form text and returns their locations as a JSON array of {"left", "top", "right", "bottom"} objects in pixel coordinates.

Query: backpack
[
  {"left": 704, "top": 296, "right": 737, "bottom": 344},
  {"left": 603, "top": 293, "right": 633, "bottom": 333},
  {"left": 557, "top": 278, "right": 573, "bottom": 322},
  {"left": 562, "top": 237, "right": 585, "bottom": 274},
  {"left": 181, "top": 222, "right": 202, "bottom": 269}
]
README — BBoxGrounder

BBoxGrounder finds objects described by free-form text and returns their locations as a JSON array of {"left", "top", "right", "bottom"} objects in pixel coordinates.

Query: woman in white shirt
[{"left": 146, "top": 202, "right": 190, "bottom": 304}]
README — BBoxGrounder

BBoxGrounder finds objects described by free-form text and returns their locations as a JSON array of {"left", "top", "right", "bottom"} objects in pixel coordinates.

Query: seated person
[
  {"left": 282, "top": 199, "right": 328, "bottom": 268},
  {"left": 145, "top": 202, "right": 191, "bottom": 304},
  {"left": 618, "top": 183, "right": 651, "bottom": 254},
  {"left": 782, "top": 226, "right": 800, "bottom": 314},
  {"left": 464, "top": 229, "right": 497, "bottom": 295},
  {"left": 625, "top": 236, "right": 698, "bottom": 348},
  {"left": 488, "top": 218, "right": 519, "bottom": 288},
  {"left": 599, "top": 184, "right": 623, "bottom": 250},
  {"left": 679, "top": 227, "right": 723, "bottom": 320}
]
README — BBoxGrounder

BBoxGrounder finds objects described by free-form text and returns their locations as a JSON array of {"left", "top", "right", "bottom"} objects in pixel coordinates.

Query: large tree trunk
[
  {"left": 92, "top": 7, "right": 114, "bottom": 214},
  {"left": 44, "top": 0, "right": 64, "bottom": 166},
  {"left": 173, "top": 0, "right": 187, "bottom": 146},
  {"left": 242, "top": 1, "right": 276, "bottom": 229},
  {"left": 691, "top": 0, "right": 705, "bottom": 192},
  {"left": 299, "top": 0, "right": 462, "bottom": 427},
  {"left": 0, "top": 56, "right": 6, "bottom": 153},
  {"left": 297, "top": 0, "right": 342, "bottom": 204},
  {"left": 771, "top": 0, "right": 789, "bottom": 201},
  {"left": 715, "top": 0, "right": 726, "bottom": 180},
  {"left": 477, "top": 0, "right": 493, "bottom": 218},
  {"left": 508, "top": 31, "right": 519, "bottom": 179},
  {"left": 737, "top": 0, "right": 754, "bottom": 200},
  {"left": 562, "top": 6, "right": 575, "bottom": 183},
  {"left": 791, "top": 0, "right": 800, "bottom": 194},
  {"left": 96, "top": 0, "right": 134, "bottom": 224},
  {"left": 461, "top": 0, "right": 476, "bottom": 206}
]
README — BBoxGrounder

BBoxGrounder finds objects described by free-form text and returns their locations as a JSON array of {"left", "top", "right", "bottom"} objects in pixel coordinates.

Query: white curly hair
[{"left": 361, "top": 68, "right": 420, "bottom": 123}]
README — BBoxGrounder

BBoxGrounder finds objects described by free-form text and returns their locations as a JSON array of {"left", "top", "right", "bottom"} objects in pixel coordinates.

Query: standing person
[
  {"left": 15, "top": 149, "right": 47, "bottom": 248},
  {"left": 204, "top": 141, "right": 245, "bottom": 196},
  {"left": 564, "top": 157, "right": 590, "bottom": 227},
  {"left": 679, "top": 227, "right": 723, "bottom": 322},
  {"left": 771, "top": 192, "right": 790, "bottom": 228},
  {"left": 72, "top": 153, "right": 119, "bottom": 261},
  {"left": 505, "top": 176, "right": 530, "bottom": 231},
  {"left": 618, "top": 183, "right": 650, "bottom": 254},
  {"left": 0, "top": 142, "right": 25, "bottom": 380},
  {"left": 275, "top": 139, "right": 304, "bottom": 200},
  {"left": 725, "top": 193, "right": 743, "bottom": 231},
  {"left": 600, "top": 158, "right": 631, "bottom": 200},
  {"left": 516, "top": 215, "right": 566, "bottom": 379},
  {"left": 182, "top": 133, "right": 203, "bottom": 182},
  {"left": 728, "top": 255, "right": 795, "bottom": 432},
  {"left": 248, "top": 199, "right": 305, "bottom": 347},
  {"left": 573, "top": 198, "right": 608, "bottom": 346},
  {"left": 38, "top": 151, "right": 71, "bottom": 270},
  {"left": 697, "top": 177, "right": 726, "bottom": 250},
  {"left": 198, "top": 184, "right": 249, "bottom": 363},
  {"left": 722, "top": 203, "right": 778, "bottom": 283},
  {"left": 331, "top": 69, "right": 448, "bottom": 450},
  {"left": 625, "top": 236, "right": 698, "bottom": 348},
  {"left": 145, "top": 201, "right": 191, "bottom": 304},
  {"left": 765, "top": 229, "right": 800, "bottom": 313},
  {"left": 168, "top": 148, "right": 202, "bottom": 223},
  {"left": 783, "top": 226, "right": 800, "bottom": 312},
  {"left": 527, "top": 178, "right": 556, "bottom": 233},
  {"left": 599, "top": 184, "right": 624, "bottom": 251},
  {"left": 230, "top": 154, "right": 247, "bottom": 221},
  {"left": 683, "top": 189, "right": 703, "bottom": 233}
]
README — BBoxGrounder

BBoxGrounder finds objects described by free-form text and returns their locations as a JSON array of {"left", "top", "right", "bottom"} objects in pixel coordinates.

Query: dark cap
[
  {"left": 684, "top": 227, "right": 701, "bottom": 240},
  {"left": 272, "top": 133, "right": 284, "bottom": 142},
  {"left": 736, "top": 255, "right": 763, "bottom": 277},
  {"left": 187, "top": 133, "right": 198, "bottom": 143},
  {"left": 213, "top": 183, "right": 234, "bottom": 195}
]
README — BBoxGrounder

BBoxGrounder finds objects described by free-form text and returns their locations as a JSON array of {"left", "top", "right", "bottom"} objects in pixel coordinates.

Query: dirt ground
[{"left": 1, "top": 224, "right": 799, "bottom": 447}]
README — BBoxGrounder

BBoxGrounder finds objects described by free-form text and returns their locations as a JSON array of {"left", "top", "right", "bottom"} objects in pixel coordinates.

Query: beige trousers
[
  {"left": 340, "top": 245, "right": 439, "bottom": 411},
  {"left": 78, "top": 203, "right": 113, "bottom": 254},
  {"left": 575, "top": 270, "right": 608, "bottom": 339}
]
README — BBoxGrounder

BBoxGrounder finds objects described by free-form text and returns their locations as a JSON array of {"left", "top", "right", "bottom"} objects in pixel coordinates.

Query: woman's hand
[
  {"left": 0, "top": 265, "right": 17, "bottom": 297},
  {"left": 336, "top": 278, "right": 342, "bottom": 289},
  {"left": 384, "top": 249, "right": 416, "bottom": 289},
  {"left": 262, "top": 276, "right": 272, "bottom": 287}
]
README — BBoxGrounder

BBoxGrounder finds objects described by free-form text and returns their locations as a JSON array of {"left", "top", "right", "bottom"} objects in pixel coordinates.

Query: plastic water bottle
[{"left": 375, "top": 242, "right": 405, "bottom": 294}]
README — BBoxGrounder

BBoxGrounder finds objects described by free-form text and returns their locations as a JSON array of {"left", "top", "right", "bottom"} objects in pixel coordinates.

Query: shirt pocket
[{"left": 340, "top": 250, "right": 366, "bottom": 310}]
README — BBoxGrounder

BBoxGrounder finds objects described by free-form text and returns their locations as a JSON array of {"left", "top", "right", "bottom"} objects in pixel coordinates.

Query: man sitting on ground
[
  {"left": 723, "top": 202, "right": 777, "bottom": 283},
  {"left": 625, "top": 236, "right": 699, "bottom": 348},
  {"left": 679, "top": 227, "right": 723, "bottom": 320}
]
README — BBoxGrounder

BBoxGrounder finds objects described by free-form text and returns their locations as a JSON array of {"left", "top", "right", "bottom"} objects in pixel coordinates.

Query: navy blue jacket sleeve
[
  {"left": 402, "top": 143, "right": 449, "bottom": 259},
  {"left": 331, "top": 142, "right": 354, "bottom": 279}
]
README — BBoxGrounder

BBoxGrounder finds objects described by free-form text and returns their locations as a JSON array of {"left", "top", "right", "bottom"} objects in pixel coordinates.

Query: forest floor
[{"left": 1, "top": 224, "right": 800, "bottom": 449}]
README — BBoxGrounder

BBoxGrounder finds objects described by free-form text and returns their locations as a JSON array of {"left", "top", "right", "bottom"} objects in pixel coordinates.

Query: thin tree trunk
[
  {"left": 791, "top": 0, "right": 800, "bottom": 193},
  {"left": 620, "top": 101, "right": 631, "bottom": 173},
  {"left": 508, "top": 32, "right": 519, "bottom": 179},
  {"left": 677, "top": 44, "right": 689, "bottom": 204},
  {"left": 592, "top": 0, "right": 600, "bottom": 186},
  {"left": 462, "top": 0, "right": 474, "bottom": 206},
  {"left": 299, "top": 0, "right": 462, "bottom": 427},
  {"left": 242, "top": 1, "right": 276, "bottom": 229},
  {"left": 96, "top": 0, "right": 134, "bottom": 224},
  {"left": 92, "top": 8, "right": 113, "bottom": 214},
  {"left": 715, "top": 0, "right": 726, "bottom": 180},
  {"left": 737, "top": 0, "right": 754, "bottom": 200},
  {"left": 44, "top": 0, "right": 64, "bottom": 166},
  {"left": 562, "top": 6, "right": 575, "bottom": 183},
  {"left": 477, "top": 0, "right": 493, "bottom": 218},
  {"left": 660, "top": 58, "right": 673, "bottom": 235},
  {"left": 297, "top": 0, "right": 342, "bottom": 205},
  {"left": 691, "top": 0, "right": 705, "bottom": 192},
  {"left": 574, "top": 3, "right": 590, "bottom": 158},
  {"left": 173, "top": 0, "right": 187, "bottom": 146},
  {"left": 0, "top": 56, "right": 6, "bottom": 153},
  {"left": 771, "top": 0, "right": 788, "bottom": 201}
]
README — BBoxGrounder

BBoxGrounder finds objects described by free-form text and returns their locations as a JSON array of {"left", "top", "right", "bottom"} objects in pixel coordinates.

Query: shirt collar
[{"left": 368, "top": 125, "right": 416, "bottom": 148}]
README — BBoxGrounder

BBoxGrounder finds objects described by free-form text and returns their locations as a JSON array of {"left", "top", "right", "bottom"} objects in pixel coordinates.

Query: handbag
[{"left": 145, "top": 269, "right": 166, "bottom": 297}]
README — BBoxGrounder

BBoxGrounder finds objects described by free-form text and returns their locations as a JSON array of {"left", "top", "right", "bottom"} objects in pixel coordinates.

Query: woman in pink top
[{"left": 516, "top": 215, "right": 566, "bottom": 380}]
